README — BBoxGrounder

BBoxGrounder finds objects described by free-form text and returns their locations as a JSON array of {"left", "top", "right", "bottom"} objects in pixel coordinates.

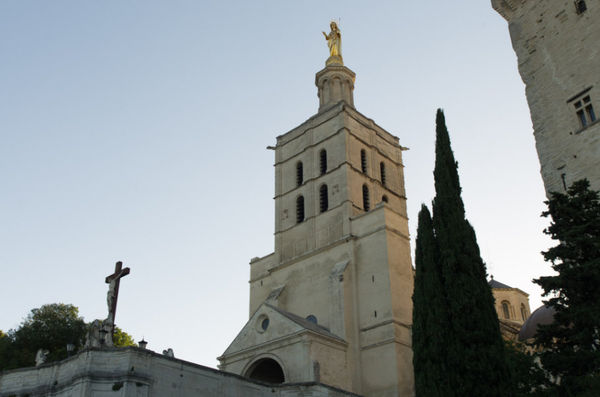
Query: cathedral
[
  {"left": 1, "top": 1, "right": 597, "bottom": 394},
  {"left": 218, "top": 21, "right": 415, "bottom": 396},
  {"left": 0, "top": 22, "right": 413, "bottom": 397}
]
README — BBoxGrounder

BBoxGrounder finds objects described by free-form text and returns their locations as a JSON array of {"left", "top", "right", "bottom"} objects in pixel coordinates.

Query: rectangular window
[
  {"left": 584, "top": 96, "right": 596, "bottom": 122},
  {"left": 573, "top": 94, "right": 596, "bottom": 129}
]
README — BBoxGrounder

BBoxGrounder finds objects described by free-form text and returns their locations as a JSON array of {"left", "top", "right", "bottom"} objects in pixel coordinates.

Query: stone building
[
  {"left": 4, "top": 15, "right": 555, "bottom": 396},
  {"left": 0, "top": 347, "right": 360, "bottom": 397},
  {"left": 489, "top": 278, "right": 531, "bottom": 340},
  {"left": 1, "top": 32, "right": 414, "bottom": 397},
  {"left": 218, "top": 46, "right": 415, "bottom": 396},
  {"left": 492, "top": 0, "right": 600, "bottom": 194}
]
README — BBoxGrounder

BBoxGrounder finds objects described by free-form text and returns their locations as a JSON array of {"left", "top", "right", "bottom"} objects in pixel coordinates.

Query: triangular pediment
[{"left": 220, "top": 303, "right": 343, "bottom": 358}]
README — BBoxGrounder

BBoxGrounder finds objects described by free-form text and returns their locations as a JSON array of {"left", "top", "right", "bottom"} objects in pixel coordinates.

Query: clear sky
[{"left": 1, "top": 1, "right": 552, "bottom": 367}]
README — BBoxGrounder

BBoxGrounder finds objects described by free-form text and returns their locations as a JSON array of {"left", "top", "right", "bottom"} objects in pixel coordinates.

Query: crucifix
[{"left": 105, "top": 261, "right": 130, "bottom": 335}]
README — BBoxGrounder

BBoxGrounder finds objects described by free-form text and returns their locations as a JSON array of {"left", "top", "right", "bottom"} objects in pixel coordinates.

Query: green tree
[
  {"left": 412, "top": 204, "right": 452, "bottom": 397},
  {"left": 430, "top": 109, "right": 513, "bottom": 396},
  {"left": 533, "top": 179, "right": 600, "bottom": 395},
  {"left": 504, "top": 340, "right": 546, "bottom": 397},
  {"left": 0, "top": 329, "right": 14, "bottom": 369},
  {"left": 0, "top": 304, "right": 136, "bottom": 371},
  {"left": 113, "top": 326, "right": 136, "bottom": 347},
  {"left": 7, "top": 303, "right": 87, "bottom": 368}
]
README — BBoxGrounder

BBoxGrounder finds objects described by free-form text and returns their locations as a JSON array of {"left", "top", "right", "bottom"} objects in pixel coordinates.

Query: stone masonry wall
[
  {"left": 492, "top": 0, "right": 600, "bottom": 194},
  {"left": 0, "top": 347, "right": 361, "bottom": 397}
]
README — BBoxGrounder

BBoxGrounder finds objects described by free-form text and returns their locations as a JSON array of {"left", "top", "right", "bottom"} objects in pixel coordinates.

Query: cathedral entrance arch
[{"left": 244, "top": 356, "right": 286, "bottom": 384}]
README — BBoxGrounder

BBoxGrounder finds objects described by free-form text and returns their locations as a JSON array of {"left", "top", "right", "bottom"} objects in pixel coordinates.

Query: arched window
[
  {"left": 296, "top": 195, "right": 305, "bottom": 223},
  {"left": 319, "top": 184, "right": 328, "bottom": 213},
  {"left": 502, "top": 301, "right": 510, "bottom": 319},
  {"left": 296, "top": 162, "right": 303, "bottom": 186},
  {"left": 360, "top": 149, "right": 367, "bottom": 173},
  {"left": 362, "top": 184, "right": 370, "bottom": 211},
  {"left": 382, "top": 195, "right": 388, "bottom": 203},
  {"left": 319, "top": 149, "right": 327, "bottom": 175},
  {"left": 380, "top": 162, "right": 387, "bottom": 186},
  {"left": 520, "top": 304, "right": 528, "bottom": 321}
]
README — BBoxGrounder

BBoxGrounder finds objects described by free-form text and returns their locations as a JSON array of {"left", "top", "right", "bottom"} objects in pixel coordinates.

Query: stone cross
[{"left": 105, "top": 261, "right": 130, "bottom": 334}]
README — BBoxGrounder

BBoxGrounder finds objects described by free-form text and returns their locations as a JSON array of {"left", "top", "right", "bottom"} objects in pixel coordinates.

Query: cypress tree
[
  {"left": 431, "top": 109, "right": 513, "bottom": 396},
  {"left": 412, "top": 204, "right": 452, "bottom": 397}
]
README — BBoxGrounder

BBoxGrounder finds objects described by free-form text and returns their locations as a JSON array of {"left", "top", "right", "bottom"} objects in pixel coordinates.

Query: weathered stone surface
[
  {"left": 315, "top": 65, "right": 355, "bottom": 111},
  {"left": 221, "top": 62, "right": 415, "bottom": 397},
  {"left": 0, "top": 347, "right": 361, "bottom": 397},
  {"left": 492, "top": 0, "right": 600, "bottom": 194}
]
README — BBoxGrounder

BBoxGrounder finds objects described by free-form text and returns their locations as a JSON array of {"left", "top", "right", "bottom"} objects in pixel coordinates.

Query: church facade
[
  {"left": 218, "top": 28, "right": 415, "bottom": 397},
  {"left": 492, "top": 0, "right": 600, "bottom": 194}
]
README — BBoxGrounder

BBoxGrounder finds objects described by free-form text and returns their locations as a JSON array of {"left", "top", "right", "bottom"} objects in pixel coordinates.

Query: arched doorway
[{"left": 245, "top": 358, "right": 285, "bottom": 384}]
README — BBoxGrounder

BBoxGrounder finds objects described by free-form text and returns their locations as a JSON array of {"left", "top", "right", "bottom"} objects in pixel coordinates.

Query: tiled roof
[{"left": 488, "top": 279, "right": 512, "bottom": 289}]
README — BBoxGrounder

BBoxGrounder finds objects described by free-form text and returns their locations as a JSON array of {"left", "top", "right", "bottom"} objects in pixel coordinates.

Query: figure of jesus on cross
[{"left": 105, "top": 261, "right": 130, "bottom": 336}]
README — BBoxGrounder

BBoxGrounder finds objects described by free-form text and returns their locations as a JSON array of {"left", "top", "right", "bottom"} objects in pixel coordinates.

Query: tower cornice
[{"left": 276, "top": 102, "right": 404, "bottom": 150}]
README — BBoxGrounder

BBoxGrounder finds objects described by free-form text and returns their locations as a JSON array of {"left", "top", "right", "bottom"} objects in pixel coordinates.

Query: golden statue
[{"left": 323, "top": 21, "right": 343, "bottom": 65}]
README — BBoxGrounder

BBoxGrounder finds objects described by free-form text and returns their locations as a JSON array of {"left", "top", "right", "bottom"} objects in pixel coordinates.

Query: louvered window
[
  {"left": 296, "top": 196, "right": 305, "bottom": 223},
  {"left": 296, "top": 162, "right": 303, "bottom": 186},
  {"left": 320, "top": 184, "right": 329, "bottom": 213},
  {"left": 362, "top": 184, "right": 370, "bottom": 211},
  {"left": 320, "top": 149, "right": 327, "bottom": 175},
  {"left": 360, "top": 149, "right": 367, "bottom": 173}
]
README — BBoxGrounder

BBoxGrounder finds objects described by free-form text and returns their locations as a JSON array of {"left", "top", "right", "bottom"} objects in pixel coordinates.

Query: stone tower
[
  {"left": 489, "top": 278, "right": 531, "bottom": 340},
  {"left": 492, "top": 0, "right": 600, "bottom": 194},
  {"left": 218, "top": 38, "right": 415, "bottom": 396}
]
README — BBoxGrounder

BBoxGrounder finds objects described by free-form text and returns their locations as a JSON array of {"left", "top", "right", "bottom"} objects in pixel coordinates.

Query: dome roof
[{"left": 518, "top": 305, "right": 556, "bottom": 341}]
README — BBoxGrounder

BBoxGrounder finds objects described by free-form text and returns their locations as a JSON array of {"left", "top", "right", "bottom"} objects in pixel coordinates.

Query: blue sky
[{"left": 1, "top": 1, "right": 550, "bottom": 367}]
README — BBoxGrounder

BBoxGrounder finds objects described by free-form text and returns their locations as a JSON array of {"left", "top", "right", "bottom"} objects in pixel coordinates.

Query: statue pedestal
[{"left": 315, "top": 64, "right": 355, "bottom": 111}]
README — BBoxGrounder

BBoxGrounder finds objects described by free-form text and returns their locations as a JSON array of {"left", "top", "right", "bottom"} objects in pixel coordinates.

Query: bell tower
[{"left": 219, "top": 24, "right": 415, "bottom": 397}]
